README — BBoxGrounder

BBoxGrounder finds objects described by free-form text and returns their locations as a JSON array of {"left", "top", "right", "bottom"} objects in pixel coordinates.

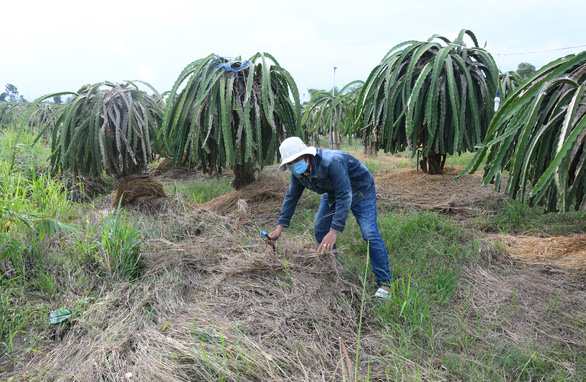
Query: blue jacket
[{"left": 277, "top": 148, "right": 375, "bottom": 233}]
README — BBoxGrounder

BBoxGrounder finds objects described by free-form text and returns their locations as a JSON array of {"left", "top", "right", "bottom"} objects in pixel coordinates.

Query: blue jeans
[{"left": 313, "top": 186, "right": 393, "bottom": 286}]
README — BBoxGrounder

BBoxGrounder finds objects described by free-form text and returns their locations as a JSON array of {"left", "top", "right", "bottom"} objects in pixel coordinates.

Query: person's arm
[{"left": 269, "top": 175, "right": 304, "bottom": 243}]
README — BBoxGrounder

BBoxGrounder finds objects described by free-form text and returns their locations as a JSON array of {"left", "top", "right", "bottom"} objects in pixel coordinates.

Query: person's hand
[
  {"left": 267, "top": 226, "right": 284, "bottom": 247},
  {"left": 318, "top": 230, "right": 338, "bottom": 254}
]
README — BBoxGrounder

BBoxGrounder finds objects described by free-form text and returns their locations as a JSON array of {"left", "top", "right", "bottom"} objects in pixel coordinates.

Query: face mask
[{"left": 288, "top": 158, "right": 308, "bottom": 175}]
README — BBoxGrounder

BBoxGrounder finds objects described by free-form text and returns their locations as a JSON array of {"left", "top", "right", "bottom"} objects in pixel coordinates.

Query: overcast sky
[{"left": 3, "top": 0, "right": 585, "bottom": 101}]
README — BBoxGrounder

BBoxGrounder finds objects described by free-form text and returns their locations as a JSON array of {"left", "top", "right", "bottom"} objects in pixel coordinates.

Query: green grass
[
  {"left": 100, "top": 206, "right": 144, "bottom": 280},
  {"left": 444, "top": 151, "right": 481, "bottom": 169},
  {"left": 362, "top": 156, "right": 412, "bottom": 176},
  {"left": 1, "top": 159, "right": 77, "bottom": 280},
  {"left": 169, "top": 176, "right": 233, "bottom": 203},
  {"left": 475, "top": 198, "right": 586, "bottom": 235},
  {"left": 0, "top": 124, "right": 51, "bottom": 176},
  {"left": 287, "top": 203, "right": 584, "bottom": 380},
  {"left": 337, "top": 210, "right": 474, "bottom": 342},
  {"left": 0, "top": 286, "right": 43, "bottom": 355}
]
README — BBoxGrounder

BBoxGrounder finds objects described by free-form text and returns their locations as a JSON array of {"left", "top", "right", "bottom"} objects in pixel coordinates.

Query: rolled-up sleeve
[
  {"left": 328, "top": 160, "right": 352, "bottom": 233},
  {"left": 277, "top": 175, "right": 305, "bottom": 227}
]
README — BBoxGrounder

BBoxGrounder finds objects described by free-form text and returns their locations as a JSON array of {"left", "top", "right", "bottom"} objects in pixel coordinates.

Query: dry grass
[
  {"left": 459, "top": 254, "right": 586, "bottom": 359},
  {"left": 203, "top": 174, "right": 289, "bottom": 215},
  {"left": 19, "top": 204, "right": 394, "bottom": 381},
  {"left": 5, "top": 162, "right": 585, "bottom": 381},
  {"left": 150, "top": 158, "right": 199, "bottom": 180},
  {"left": 503, "top": 234, "right": 586, "bottom": 274},
  {"left": 375, "top": 166, "right": 503, "bottom": 214}
]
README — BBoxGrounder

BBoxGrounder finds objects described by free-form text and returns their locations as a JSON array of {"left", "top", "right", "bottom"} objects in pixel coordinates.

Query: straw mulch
[
  {"left": 112, "top": 175, "right": 166, "bottom": 207},
  {"left": 375, "top": 166, "right": 503, "bottom": 213},
  {"left": 21, "top": 205, "right": 404, "bottom": 381},
  {"left": 504, "top": 234, "right": 586, "bottom": 274},
  {"left": 459, "top": 258, "right": 586, "bottom": 354},
  {"left": 150, "top": 157, "right": 200, "bottom": 180},
  {"left": 203, "top": 173, "right": 289, "bottom": 215}
]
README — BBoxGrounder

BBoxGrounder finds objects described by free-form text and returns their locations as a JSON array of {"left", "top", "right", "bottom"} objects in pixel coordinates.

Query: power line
[{"left": 494, "top": 44, "right": 586, "bottom": 56}]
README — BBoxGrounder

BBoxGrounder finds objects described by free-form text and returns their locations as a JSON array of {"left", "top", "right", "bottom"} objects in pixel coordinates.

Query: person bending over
[{"left": 266, "top": 137, "right": 393, "bottom": 298}]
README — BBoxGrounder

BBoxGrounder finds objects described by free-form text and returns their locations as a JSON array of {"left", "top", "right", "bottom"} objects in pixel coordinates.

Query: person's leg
[
  {"left": 314, "top": 194, "right": 336, "bottom": 247},
  {"left": 351, "top": 187, "right": 393, "bottom": 287}
]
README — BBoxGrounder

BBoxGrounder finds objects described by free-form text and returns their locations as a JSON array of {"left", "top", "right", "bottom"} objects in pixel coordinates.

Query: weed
[
  {"left": 431, "top": 266, "right": 458, "bottom": 304},
  {"left": 362, "top": 156, "right": 411, "bottom": 175},
  {"left": 444, "top": 151, "right": 482, "bottom": 169},
  {"left": 71, "top": 218, "right": 100, "bottom": 266},
  {"left": 494, "top": 346, "right": 563, "bottom": 381},
  {"left": 0, "top": 287, "right": 38, "bottom": 356},
  {"left": 511, "top": 287, "right": 518, "bottom": 307},
  {"left": 173, "top": 177, "right": 233, "bottom": 203},
  {"left": 378, "top": 276, "right": 432, "bottom": 333},
  {"left": 29, "top": 173, "right": 75, "bottom": 220},
  {"left": 476, "top": 198, "right": 586, "bottom": 235},
  {"left": 299, "top": 192, "right": 322, "bottom": 210},
  {"left": 32, "top": 263, "right": 57, "bottom": 296},
  {"left": 1, "top": 169, "right": 77, "bottom": 278},
  {"left": 548, "top": 292, "right": 559, "bottom": 316},
  {"left": 99, "top": 206, "right": 144, "bottom": 280}
]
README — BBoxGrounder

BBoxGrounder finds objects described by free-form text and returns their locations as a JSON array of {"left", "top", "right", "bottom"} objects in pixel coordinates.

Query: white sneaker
[{"left": 374, "top": 287, "right": 390, "bottom": 298}]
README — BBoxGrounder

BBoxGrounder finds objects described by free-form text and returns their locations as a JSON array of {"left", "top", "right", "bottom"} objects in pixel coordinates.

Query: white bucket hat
[{"left": 278, "top": 137, "right": 316, "bottom": 171}]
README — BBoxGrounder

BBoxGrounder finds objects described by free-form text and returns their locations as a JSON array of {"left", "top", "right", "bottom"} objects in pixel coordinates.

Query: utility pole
[{"left": 329, "top": 66, "right": 337, "bottom": 149}]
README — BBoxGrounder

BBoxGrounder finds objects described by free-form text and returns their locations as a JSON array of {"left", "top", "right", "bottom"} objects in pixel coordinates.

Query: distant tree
[
  {"left": 499, "top": 71, "right": 522, "bottom": 100},
  {"left": 5, "top": 84, "right": 20, "bottom": 102},
  {"left": 306, "top": 88, "right": 322, "bottom": 103},
  {"left": 516, "top": 62, "right": 536, "bottom": 80},
  {"left": 53, "top": 95, "right": 62, "bottom": 104},
  {"left": 303, "top": 81, "right": 363, "bottom": 149},
  {"left": 344, "top": 83, "right": 362, "bottom": 94},
  {"left": 0, "top": 93, "right": 6, "bottom": 101}
]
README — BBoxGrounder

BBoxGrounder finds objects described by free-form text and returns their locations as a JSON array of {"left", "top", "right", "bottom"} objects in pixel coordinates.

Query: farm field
[{"left": 1, "top": 129, "right": 585, "bottom": 381}]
